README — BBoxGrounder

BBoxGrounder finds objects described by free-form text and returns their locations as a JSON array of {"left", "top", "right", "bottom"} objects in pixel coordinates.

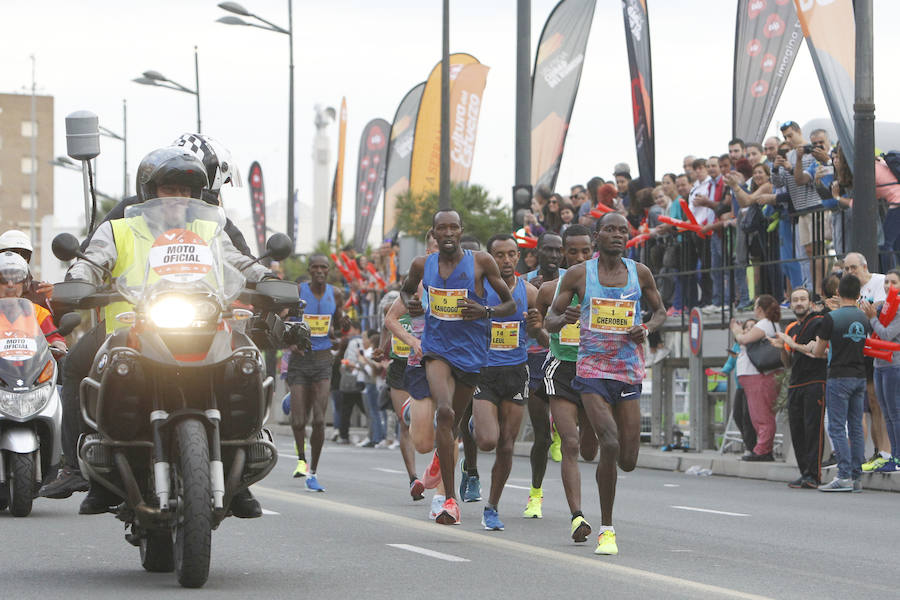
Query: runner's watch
[{"left": 484, "top": 305, "right": 494, "bottom": 320}]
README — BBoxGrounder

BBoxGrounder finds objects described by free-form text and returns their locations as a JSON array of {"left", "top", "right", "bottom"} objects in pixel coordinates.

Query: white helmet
[
  {"left": 0, "top": 251, "right": 29, "bottom": 285},
  {"left": 0, "top": 229, "right": 33, "bottom": 258},
  {"left": 170, "top": 133, "right": 242, "bottom": 193}
]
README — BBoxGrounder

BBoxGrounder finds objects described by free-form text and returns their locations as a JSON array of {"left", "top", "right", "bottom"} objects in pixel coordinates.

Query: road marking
[
  {"left": 255, "top": 485, "right": 773, "bottom": 600},
  {"left": 373, "top": 467, "right": 406, "bottom": 474},
  {"left": 386, "top": 543, "right": 470, "bottom": 562},
  {"left": 671, "top": 505, "right": 749, "bottom": 517},
  {"left": 504, "top": 484, "right": 531, "bottom": 491},
  {"left": 261, "top": 508, "right": 280, "bottom": 515},
  {"left": 664, "top": 484, "right": 680, "bottom": 488}
]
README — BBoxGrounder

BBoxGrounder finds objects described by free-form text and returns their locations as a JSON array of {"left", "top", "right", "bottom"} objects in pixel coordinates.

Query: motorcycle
[
  {"left": 0, "top": 299, "right": 80, "bottom": 516},
  {"left": 51, "top": 197, "right": 303, "bottom": 588}
]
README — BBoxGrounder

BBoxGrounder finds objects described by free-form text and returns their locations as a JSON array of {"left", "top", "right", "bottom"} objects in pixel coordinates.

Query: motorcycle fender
[{"left": 0, "top": 427, "right": 39, "bottom": 454}]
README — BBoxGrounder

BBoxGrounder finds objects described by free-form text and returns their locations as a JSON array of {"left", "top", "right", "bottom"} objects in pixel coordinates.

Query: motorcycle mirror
[
  {"left": 56, "top": 312, "right": 82, "bottom": 337},
  {"left": 264, "top": 233, "right": 293, "bottom": 262},
  {"left": 52, "top": 233, "right": 85, "bottom": 262}
]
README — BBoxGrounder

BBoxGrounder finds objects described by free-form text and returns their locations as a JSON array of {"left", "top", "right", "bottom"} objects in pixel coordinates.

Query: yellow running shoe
[
  {"left": 550, "top": 430, "right": 562, "bottom": 463},
  {"left": 570, "top": 515, "right": 591, "bottom": 542},
  {"left": 862, "top": 456, "right": 888, "bottom": 472},
  {"left": 594, "top": 530, "right": 618, "bottom": 555},
  {"left": 523, "top": 488, "right": 543, "bottom": 519},
  {"left": 293, "top": 459, "right": 308, "bottom": 478}
]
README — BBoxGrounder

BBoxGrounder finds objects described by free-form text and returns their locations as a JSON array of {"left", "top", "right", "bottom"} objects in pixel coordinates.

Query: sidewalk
[{"left": 268, "top": 423, "right": 900, "bottom": 493}]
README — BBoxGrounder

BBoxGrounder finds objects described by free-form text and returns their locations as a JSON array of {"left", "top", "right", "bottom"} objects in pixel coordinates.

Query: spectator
[
  {"left": 522, "top": 248, "right": 538, "bottom": 271},
  {"left": 356, "top": 329, "right": 388, "bottom": 448},
  {"left": 614, "top": 163, "right": 632, "bottom": 208},
  {"left": 730, "top": 163, "right": 777, "bottom": 303},
  {"left": 829, "top": 143, "right": 854, "bottom": 255},
  {"left": 778, "top": 288, "right": 828, "bottom": 488},
  {"left": 578, "top": 176, "right": 606, "bottom": 220},
  {"left": 580, "top": 182, "right": 621, "bottom": 226},
  {"left": 876, "top": 156, "right": 900, "bottom": 270},
  {"left": 746, "top": 143, "right": 764, "bottom": 165},
  {"left": 763, "top": 136, "right": 781, "bottom": 166},
  {"left": 532, "top": 185, "right": 553, "bottom": 224},
  {"left": 682, "top": 155, "right": 696, "bottom": 182},
  {"left": 812, "top": 274, "right": 871, "bottom": 491},
  {"left": 569, "top": 184, "right": 587, "bottom": 212},
  {"left": 844, "top": 252, "right": 886, "bottom": 303},
  {"left": 559, "top": 202, "right": 576, "bottom": 234},
  {"left": 859, "top": 269, "right": 900, "bottom": 473},
  {"left": 661, "top": 172, "right": 679, "bottom": 204},
  {"left": 730, "top": 294, "right": 782, "bottom": 462},
  {"left": 649, "top": 185, "right": 668, "bottom": 228},
  {"left": 728, "top": 138, "right": 746, "bottom": 162},
  {"left": 338, "top": 320, "right": 368, "bottom": 444},
  {"left": 666, "top": 174, "right": 692, "bottom": 316},
  {"left": 721, "top": 322, "right": 757, "bottom": 456},
  {"left": 718, "top": 153, "right": 732, "bottom": 175},
  {"left": 688, "top": 158, "right": 715, "bottom": 308},
  {"left": 543, "top": 193, "right": 565, "bottom": 233},
  {"left": 708, "top": 156, "right": 725, "bottom": 204}
]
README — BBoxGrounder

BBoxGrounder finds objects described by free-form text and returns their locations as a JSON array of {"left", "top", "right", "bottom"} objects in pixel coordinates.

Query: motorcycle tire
[
  {"left": 140, "top": 531, "right": 174, "bottom": 573},
  {"left": 172, "top": 419, "right": 212, "bottom": 588},
  {"left": 8, "top": 452, "right": 35, "bottom": 517}
]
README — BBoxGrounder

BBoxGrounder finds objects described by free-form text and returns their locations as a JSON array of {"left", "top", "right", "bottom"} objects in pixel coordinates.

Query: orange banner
[
  {"left": 330, "top": 97, "right": 348, "bottom": 243},
  {"left": 448, "top": 63, "right": 489, "bottom": 185},
  {"left": 409, "top": 53, "right": 480, "bottom": 197}
]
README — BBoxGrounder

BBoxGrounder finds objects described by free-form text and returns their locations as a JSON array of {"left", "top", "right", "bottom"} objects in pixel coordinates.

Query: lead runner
[
  {"left": 401, "top": 209, "right": 516, "bottom": 525},
  {"left": 546, "top": 213, "right": 666, "bottom": 555}
]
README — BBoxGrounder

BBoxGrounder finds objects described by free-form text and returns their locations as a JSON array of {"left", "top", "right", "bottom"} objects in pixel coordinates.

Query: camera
[
  {"left": 777, "top": 148, "right": 789, "bottom": 158},
  {"left": 802, "top": 144, "right": 815, "bottom": 154}
]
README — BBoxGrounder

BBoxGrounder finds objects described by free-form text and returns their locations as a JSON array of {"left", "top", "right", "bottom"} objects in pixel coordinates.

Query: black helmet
[{"left": 135, "top": 147, "right": 210, "bottom": 202}]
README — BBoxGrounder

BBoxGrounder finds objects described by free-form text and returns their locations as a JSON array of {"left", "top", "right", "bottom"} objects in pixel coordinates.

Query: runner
[
  {"left": 527, "top": 224, "right": 598, "bottom": 536},
  {"left": 520, "top": 233, "right": 563, "bottom": 519},
  {"left": 471, "top": 234, "right": 538, "bottom": 530},
  {"left": 546, "top": 213, "right": 666, "bottom": 555},
  {"left": 401, "top": 209, "right": 515, "bottom": 525},
  {"left": 287, "top": 254, "right": 347, "bottom": 492}
]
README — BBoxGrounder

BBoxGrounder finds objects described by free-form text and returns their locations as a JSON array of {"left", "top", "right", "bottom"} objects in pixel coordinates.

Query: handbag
[
  {"left": 740, "top": 203, "right": 766, "bottom": 234},
  {"left": 746, "top": 323, "right": 782, "bottom": 372}
]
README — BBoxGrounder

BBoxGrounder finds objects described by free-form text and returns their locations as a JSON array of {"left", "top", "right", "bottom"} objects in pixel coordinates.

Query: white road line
[
  {"left": 504, "top": 484, "right": 531, "bottom": 491},
  {"left": 386, "top": 544, "right": 470, "bottom": 563},
  {"left": 261, "top": 508, "right": 280, "bottom": 515},
  {"left": 373, "top": 467, "right": 406, "bottom": 474},
  {"left": 671, "top": 505, "right": 749, "bottom": 517},
  {"left": 664, "top": 484, "right": 680, "bottom": 488}
]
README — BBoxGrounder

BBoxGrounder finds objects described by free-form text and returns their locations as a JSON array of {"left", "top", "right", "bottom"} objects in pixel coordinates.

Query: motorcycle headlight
[
  {"left": 0, "top": 385, "right": 53, "bottom": 419},
  {"left": 147, "top": 295, "right": 218, "bottom": 329}
]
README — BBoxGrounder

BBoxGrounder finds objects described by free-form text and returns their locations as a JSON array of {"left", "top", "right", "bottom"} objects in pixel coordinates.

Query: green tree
[{"left": 395, "top": 184, "right": 510, "bottom": 244}]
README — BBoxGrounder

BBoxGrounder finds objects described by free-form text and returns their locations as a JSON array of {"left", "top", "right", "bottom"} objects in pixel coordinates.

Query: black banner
[
  {"left": 531, "top": 0, "right": 596, "bottom": 191},
  {"left": 733, "top": 0, "right": 802, "bottom": 143},
  {"left": 353, "top": 118, "right": 391, "bottom": 252},
  {"left": 247, "top": 161, "right": 266, "bottom": 256},
  {"left": 622, "top": 0, "right": 654, "bottom": 188},
  {"left": 383, "top": 82, "right": 425, "bottom": 240}
]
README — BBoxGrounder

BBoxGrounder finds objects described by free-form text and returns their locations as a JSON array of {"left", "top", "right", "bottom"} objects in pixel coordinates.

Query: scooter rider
[
  {"left": 0, "top": 229, "right": 54, "bottom": 310},
  {"left": 0, "top": 251, "right": 66, "bottom": 352},
  {"left": 40, "top": 135, "right": 254, "bottom": 503},
  {"left": 48, "top": 147, "right": 274, "bottom": 517}
]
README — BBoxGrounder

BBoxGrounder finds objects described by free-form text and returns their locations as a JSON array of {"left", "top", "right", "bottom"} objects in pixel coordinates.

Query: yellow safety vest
[{"left": 105, "top": 217, "right": 220, "bottom": 333}]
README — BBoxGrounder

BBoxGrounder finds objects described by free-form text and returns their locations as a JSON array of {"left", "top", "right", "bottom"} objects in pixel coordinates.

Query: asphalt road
[{"left": 2, "top": 432, "right": 896, "bottom": 600}]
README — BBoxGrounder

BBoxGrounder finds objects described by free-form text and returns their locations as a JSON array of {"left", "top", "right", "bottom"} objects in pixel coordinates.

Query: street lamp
[
  {"left": 217, "top": 0, "right": 295, "bottom": 249},
  {"left": 133, "top": 46, "right": 201, "bottom": 133},
  {"left": 50, "top": 156, "right": 80, "bottom": 171},
  {"left": 99, "top": 99, "right": 128, "bottom": 198}
]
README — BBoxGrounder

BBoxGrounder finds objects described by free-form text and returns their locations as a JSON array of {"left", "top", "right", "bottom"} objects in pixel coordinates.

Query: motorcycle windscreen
[
  {"left": 0, "top": 298, "right": 50, "bottom": 388},
  {"left": 117, "top": 197, "right": 246, "bottom": 306}
]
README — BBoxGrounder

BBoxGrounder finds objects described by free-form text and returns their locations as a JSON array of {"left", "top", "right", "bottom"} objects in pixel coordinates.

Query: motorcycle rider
[
  {"left": 50, "top": 147, "right": 274, "bottom": 517},
  {"left": 0, "top": 229, "right": 55, "bottom": 309},
  {"left": 0, "top": 251, "right": 66, "bottom": 352},
  {"left": 40, "top": 135, "right": 255, "bottom": 504}
]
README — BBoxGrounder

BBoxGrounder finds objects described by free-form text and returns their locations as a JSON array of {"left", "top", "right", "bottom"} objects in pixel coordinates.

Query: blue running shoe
[
  {"left": 468, "top": 415, "right": 475, "bottom": 437},
  {"left": 482, "top": 506, "right": 504, "bottom": 531},
  {"left": 458, "top": 458, "right": 469, "bottom": 500},
  {"left": 463, "top": 474, "right": 482, "bottom": 503},
  {"left": 305, "top": 474, "right": 325, "bottom": 492}
]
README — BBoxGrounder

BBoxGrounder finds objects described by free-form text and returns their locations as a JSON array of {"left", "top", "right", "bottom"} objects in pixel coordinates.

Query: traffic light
[{"left": 512, "top": 184, "right": 532, "bottom": 228}]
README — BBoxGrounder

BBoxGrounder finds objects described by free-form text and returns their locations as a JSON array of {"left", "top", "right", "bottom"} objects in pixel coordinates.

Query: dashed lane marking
[{"left": 386, "top": 543, "right": 470, "bottom": 562}]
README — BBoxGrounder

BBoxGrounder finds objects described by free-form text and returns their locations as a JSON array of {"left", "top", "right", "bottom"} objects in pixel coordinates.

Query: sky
[{"left": 3, "top": 0, "right": 900, "bottom": 251}]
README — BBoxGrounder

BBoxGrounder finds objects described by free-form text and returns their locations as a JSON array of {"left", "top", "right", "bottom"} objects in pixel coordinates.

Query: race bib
[
  {"left": 148, "top": 229, "right": 214, "bottom": 283},
  {"left": 560, "top": 322, "right": 581, "bottom": 346},
  {"left": 490, "top": 321, "right": 519, "bottom": 351},
  {"left": 589, "top": 298, "right": 637, "bottom": 334},
  {"left": 428, "top": 287, "right": 467, "bottom": 321},
  {"left": 391, "top": 335, "right": 411, "bottom": 358},
  {"left": 303, "top": 314, "right": 332, "bottom": 337},
  {"left": 0, "top": 331, "right": 37, "bottom": 361}
]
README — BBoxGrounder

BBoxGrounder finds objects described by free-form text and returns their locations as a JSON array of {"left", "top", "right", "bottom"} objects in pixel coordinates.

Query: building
[{"left": 0, "top": 92, "right": 54, "bottom": 276}]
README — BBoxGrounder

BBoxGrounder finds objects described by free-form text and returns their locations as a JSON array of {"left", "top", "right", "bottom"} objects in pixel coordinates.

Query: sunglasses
[
  {"left": 549, "top": 199, "right": 558, "bottom": 204},
  {"left": 779, "top": 120, "right": 798, "bottom": 131}
]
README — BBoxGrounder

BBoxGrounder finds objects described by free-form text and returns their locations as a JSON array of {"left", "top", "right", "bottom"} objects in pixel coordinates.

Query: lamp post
[
  {"left": 133, "top": 47, "right": 201, "bottom": 133},
  {"left": 217, "top": 0, "right": 295, "bottom": 249},
  {"left": 99, "top": 99, "right": 128, "bottom": 198}
]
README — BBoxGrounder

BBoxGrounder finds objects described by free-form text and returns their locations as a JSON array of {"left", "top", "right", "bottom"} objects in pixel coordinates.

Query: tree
[{"left": 395, "top": 184, "right": 510, "bottom": 244}]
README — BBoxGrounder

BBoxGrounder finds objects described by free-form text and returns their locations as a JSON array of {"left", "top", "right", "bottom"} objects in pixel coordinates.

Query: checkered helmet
[{"left": 171, "top": 133, "right": 243, "bottom": 193}]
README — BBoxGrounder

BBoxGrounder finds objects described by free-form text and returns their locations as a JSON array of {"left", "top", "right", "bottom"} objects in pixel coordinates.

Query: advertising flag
[
  {"left": 353, "top": 118, "right": 391, "bottom": 252},
  {"left": 383, "top": 82, "right": 425, "bottom": 239},
  {"left": 247, "top": 161, "right": 266, "bottom": 256},
  {"left": 531, "top": 0, "right": 596, "bottom": 191},
  {"left": 733, "top": 0, "right": 803, "bottom": 144},
  {"left": 794, "top": 0, "right": 855, "bottom": 167},
  {"left": 409, "top": 53, "right": 480, "bottom": 197},
  {"left": 448, "top": 63, "right": 490, "bottom": 185},
  {"left": 622, "top": 0, "right": 655, "bottom": 188},
  {"left": 329, "top": 97, "right": 348, "bottom": 244}
]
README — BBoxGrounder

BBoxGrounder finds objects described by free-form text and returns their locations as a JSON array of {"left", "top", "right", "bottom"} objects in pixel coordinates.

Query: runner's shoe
[
  {"left": 571, "top": 515, "right": 591, "bottom": 542},
  {"left": 594, "top": 530, "right": 618, "bottom": 555},
  {"left": 549, "top": 419, "right": 562, "bottom": 463},
  {"left": 422, "top": 451, "right": 441, "bottom": 489},
  {"left": 293, "top": 459, "right": 308, "bottom": 478},
  {"left": 862, "top": 455, "right": 888, "bottom": 472},
  {"left": 462, "top": 474, "right": 482, "bottom": 502},
  {"left": 305, "top": 474, "right": 325, "bottom": 492},
  {"left": 482, "top": 506, "right": 504, "bottom": 531},
  {"left": 523, "top": 488, "right": 543, "bottom": 519},
  {"left": 429, "top": 494, "right": 446, "bottom": 520},
  {"left": 874, "top": 457, "right": 899, "bottom": 473},
  {"left": 458, "top": 458, "right": 470, "bottom": 499},
  {"left": 435, "top": 497, "right": 461, "bottom": 525},
  {"left": 410, "top": 478, "right": 426, "bottom": 501},
  {"left": 401, "top": 398, "right": 411, "bottom": 426}
]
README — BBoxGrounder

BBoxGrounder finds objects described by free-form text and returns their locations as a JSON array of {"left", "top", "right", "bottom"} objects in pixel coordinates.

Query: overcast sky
[{"left": 3, "top": 0, "right": 900, "bottom": 248}]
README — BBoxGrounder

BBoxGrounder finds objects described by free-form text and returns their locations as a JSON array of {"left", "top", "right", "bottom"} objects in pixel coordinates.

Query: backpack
[{"left": 881, "top": 151, "right": 900, "bottom": 185}]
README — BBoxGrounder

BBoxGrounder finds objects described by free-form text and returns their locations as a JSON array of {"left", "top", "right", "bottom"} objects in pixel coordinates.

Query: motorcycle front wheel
[
  {"left": 8, "top": 452, "right": 35, "bottom": 517},
  {"left": 172, "top": 419, "right": 212, "bottom": 588}
]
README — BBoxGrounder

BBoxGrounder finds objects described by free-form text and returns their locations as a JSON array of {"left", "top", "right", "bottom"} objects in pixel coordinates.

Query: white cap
[
  {"left": 0, "top": 230, "right": 33, "bottom": 254},
  {"left": 0, "top": 251, "right": 29, "bottom": 284}
]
